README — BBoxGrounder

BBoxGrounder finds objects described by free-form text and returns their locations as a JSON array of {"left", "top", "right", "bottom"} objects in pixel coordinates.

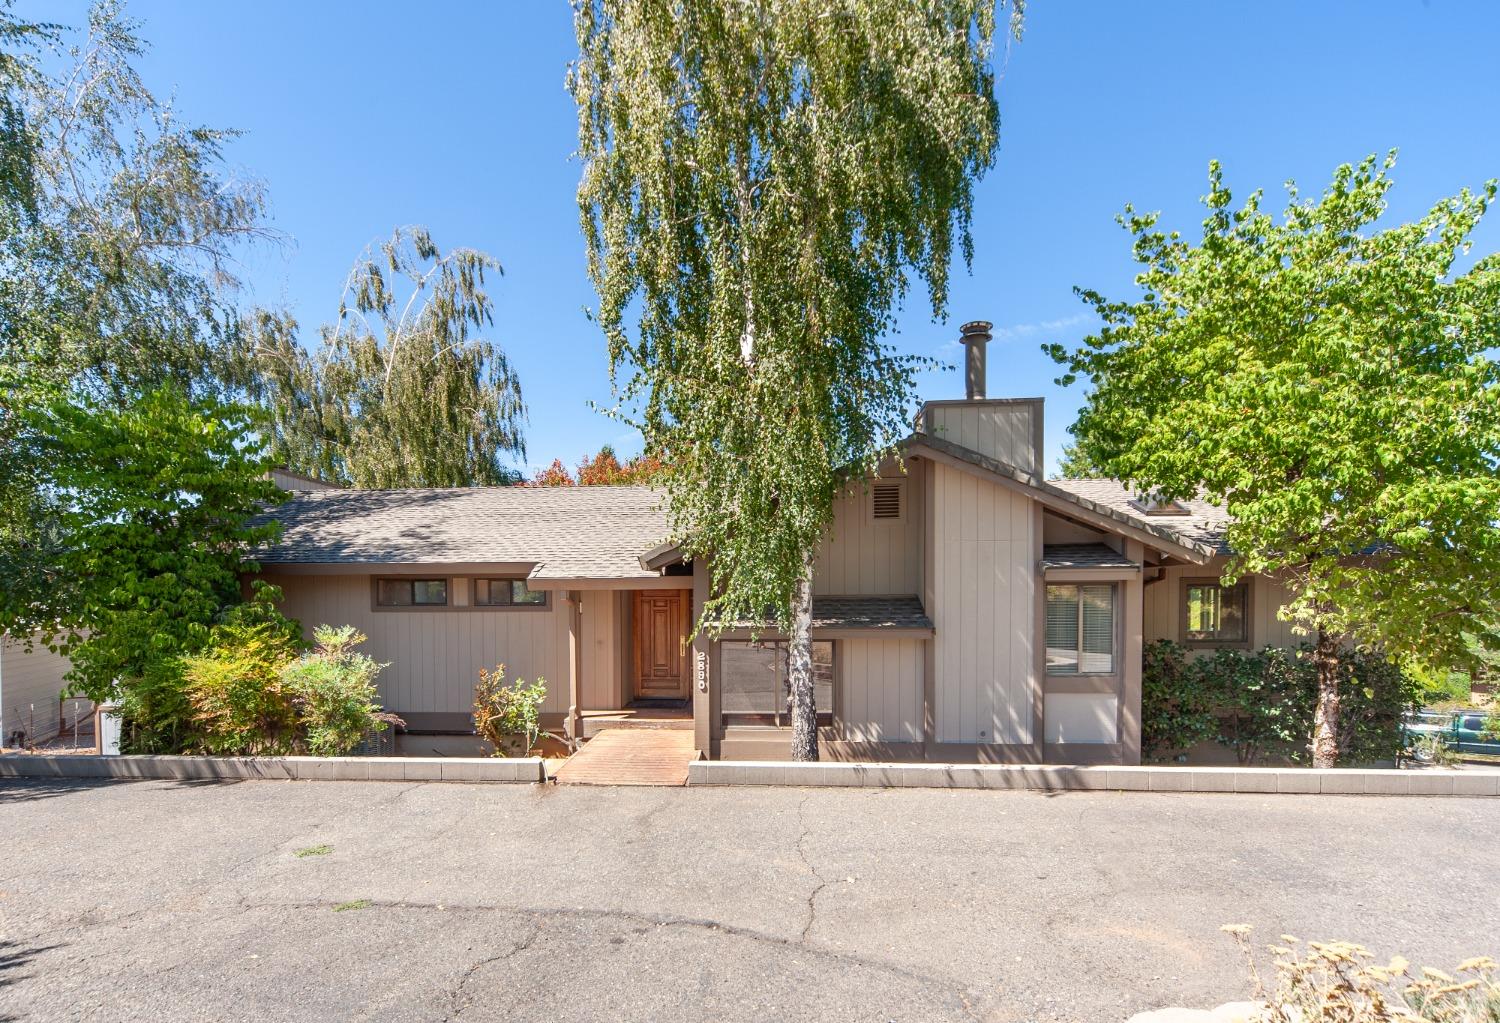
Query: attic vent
[
  {"left": 872, "top": 480, "right": 904, "bottom": 520},
  {"left": 1129, "top": 491, "right": 1189, "bottom": 516}
]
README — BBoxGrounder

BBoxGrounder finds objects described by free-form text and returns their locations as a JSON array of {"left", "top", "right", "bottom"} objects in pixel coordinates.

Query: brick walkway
[{"left": 553, "top": 728, "right": 695, "bottom": 786}]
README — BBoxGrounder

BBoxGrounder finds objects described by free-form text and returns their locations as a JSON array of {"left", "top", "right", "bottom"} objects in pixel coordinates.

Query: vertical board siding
[
  {"left": 930, "top": 463, "right": 1037, "bottom": 744},
  {"left": 1, "top": 636, "right": 78, "bottom": 741},
  {"left": 813, "top": 474, "right": 920, "bottom": 596},
  {"left": 837, "top": 638, "right": 924, "bottom": 742},
  {"left": 1143, "top": 560, "right": 1301, "bottom": 651},
  {"left": 926, "top": 404, "right": 1037, "bottom": 474},
  {"left": 267, "top": 576, "right": 628, "bottom": 717}
]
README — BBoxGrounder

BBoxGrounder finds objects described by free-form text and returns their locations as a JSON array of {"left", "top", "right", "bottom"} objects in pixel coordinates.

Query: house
[{"left": 258, "top": 321, "right": 1299, "bottom": 766}]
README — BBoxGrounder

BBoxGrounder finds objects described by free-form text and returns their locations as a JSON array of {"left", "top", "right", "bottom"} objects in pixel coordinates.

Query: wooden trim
[
  {"left": 1032, "top": 500, "right": 1046, "bottom": 760},
  {"left": 369, "top": 575, "right": 551, "bottom": 613},
  {"left": 529, "top": 575, "right": 688, "bottom": 591},
  {"left": 268, "top": 561, "right": 536, "bottom": 576},
  {"left": 1043, "top": 741, "right": 1124, "bottom": 766},
  {"left": 905, "top": 437, "right": 1215, "bottom": 563},
  {"left": 1042, "top": 567, "right": 1139, "bottom": 582},
  {"left": 1179, "top": 576, "right": 1253, "bottom": 648},
  {"left": 1120, "top": 538, "right": 1145, "bottom": 765},
  {"left": 1044, "top": 674, "right": 1118, "bottom": 694}
]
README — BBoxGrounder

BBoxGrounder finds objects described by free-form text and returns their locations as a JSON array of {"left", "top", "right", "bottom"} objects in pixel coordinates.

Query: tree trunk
[
  {"left": 787, "top": 551, "right": 818, "bottom": 762},
  {"left": 1310, "top": 626, "right": 1341, "bottom": 768}
]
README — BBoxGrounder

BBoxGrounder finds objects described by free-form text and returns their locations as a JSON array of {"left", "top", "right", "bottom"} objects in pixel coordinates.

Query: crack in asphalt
[
  {"left": 794, "top": 794, "right": 829, "bottom": 943},
  {"left": 448, "top": 918, "right": 544, "bottom": 1022}
]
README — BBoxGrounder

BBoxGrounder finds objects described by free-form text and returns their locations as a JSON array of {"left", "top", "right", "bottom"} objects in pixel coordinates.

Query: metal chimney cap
[{"left": 959, "top": 320, "right": 993, "bottom": 341}]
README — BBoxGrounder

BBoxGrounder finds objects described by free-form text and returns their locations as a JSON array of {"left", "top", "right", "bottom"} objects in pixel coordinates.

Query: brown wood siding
[
  {"left": 924, "top": 402, "right": 1038, "bottom": 474},
  {"left": 267, "top": 575, "right": 627, "bottom": 717},
  {"left": 1143, "top": 558, "right": 1300, "bottom": 651},
  {"left": 813, "top": 471, "right": 920, "bottom": 596},
  {"left": 929, "top": 463, "right": 1037, "bottom": 744},
  {"left": 836, "top": 637, "right": 924, "bottom": 742},
  {"left": 2, "top": 637, "right": 78, "bottom": 742}
]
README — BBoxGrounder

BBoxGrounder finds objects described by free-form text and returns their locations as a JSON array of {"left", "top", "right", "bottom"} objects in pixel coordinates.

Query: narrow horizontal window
[
  {"left": 376, "top": 578, "right": 447, "bottom": 607},
  {"left": 473, "top": 578, "right": 548, "bottom": 608}
]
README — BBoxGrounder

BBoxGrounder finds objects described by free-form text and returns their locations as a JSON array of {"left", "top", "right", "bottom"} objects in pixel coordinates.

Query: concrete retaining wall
[
  {"left": 687, "top": 760, "right": 1500, "bottom": 796},
  {"left": 0, "top": 754, "right": 545, "bottom": 784}
]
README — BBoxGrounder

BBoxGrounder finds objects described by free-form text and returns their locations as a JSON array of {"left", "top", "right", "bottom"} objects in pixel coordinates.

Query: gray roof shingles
[
  {"left": 1040, "top": 543, "right": 1140, "bottom": 571},
  {"left": 254, "top": 485, "right": 671, "bottom": 581},
  {"left": 1047, "top": 478, "right": 1231, "bottom": 555}
]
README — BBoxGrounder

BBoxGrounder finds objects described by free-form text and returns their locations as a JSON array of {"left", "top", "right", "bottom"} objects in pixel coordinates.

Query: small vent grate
[{"left": 872, "top": 481, "right": 903, "bottom": 519}]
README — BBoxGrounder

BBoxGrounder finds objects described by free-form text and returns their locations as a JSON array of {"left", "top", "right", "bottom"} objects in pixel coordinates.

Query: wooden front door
[{"left": 633, "top": 590, "right": 691, "bottom": 700}]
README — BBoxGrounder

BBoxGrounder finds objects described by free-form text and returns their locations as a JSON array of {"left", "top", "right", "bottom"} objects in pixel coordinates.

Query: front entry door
[{"left": 633, "top": 590, "right": 691, "bottom": 700}]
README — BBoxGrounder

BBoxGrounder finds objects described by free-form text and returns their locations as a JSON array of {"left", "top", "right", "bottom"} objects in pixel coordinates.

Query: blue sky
[{"left": 26, "top": 1, "right": 1500, "bottom": 476}]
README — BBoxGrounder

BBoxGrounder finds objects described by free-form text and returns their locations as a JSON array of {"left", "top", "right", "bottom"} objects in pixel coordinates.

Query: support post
[
  {"left": 1120, "top": 540, "right": 1145, "bottom": 765},
  {"left": 565, "top": 591, "right": 582, "bottom": 750}
]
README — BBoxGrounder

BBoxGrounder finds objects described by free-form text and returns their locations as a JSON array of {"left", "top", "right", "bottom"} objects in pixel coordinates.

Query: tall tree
[
  {"left": 1048, "top": 154, "right": 1500, "bottom": 767},
  {"left": 234, "top": 226, "right": 527, "bottom": 487},
  {"left": 572, "top": 0, "right": 1019, "bottom": 759},
  {"left": 0, "top": 1, "right": 271, "bottom": 631}
]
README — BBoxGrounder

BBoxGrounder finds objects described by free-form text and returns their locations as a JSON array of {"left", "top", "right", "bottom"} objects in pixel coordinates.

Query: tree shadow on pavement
[
  {"left": 0, "top": 938, "right": 65, "bottom": 1022},
  {"left": 0, "top": 777, "right": 118, "bottom": 804}
]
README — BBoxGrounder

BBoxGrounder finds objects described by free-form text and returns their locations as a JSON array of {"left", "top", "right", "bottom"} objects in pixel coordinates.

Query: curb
[
  {"left": 686, "top": 760, "right": 1500, "bottom": 796},
  {"left": 0, "top": 754, "right": 546, "bottom": 784}
]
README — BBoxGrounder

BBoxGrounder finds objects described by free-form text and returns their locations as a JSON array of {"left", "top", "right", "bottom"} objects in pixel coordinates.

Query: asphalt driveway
[{"left": 1, "top": 778, "right": 1496, "bottom": 1022}]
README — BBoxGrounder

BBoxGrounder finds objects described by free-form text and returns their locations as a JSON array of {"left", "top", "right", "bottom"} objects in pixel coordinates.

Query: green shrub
[
  {"left": 118, "top": 657, "right": 197, "bottom": 754},
  {"left": 1141, "top": 640, "right": 1217, "bottom": 761},
  {"left": 281, "top": 626, "right": 393, "bottom": 757},
  {"left": 1212, "top": 647, "right": 1314, "bottom": 765},
  {"left": 1140, "top": 642, "right": 1418, "bottom": 766},
  {"left": 181, "top": 596, "right": 306, "bottom": 755},
  {"left": 472, "top": 664, "right": 547, "bottom": 757}
]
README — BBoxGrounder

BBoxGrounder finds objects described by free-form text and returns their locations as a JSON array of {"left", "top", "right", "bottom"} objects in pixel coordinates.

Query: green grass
[
  {"left": 294, "top": 844, "right": 333, "bottom": 858},
  {"left": 332, "top": 899, "right": 371, "bottom": 913}
]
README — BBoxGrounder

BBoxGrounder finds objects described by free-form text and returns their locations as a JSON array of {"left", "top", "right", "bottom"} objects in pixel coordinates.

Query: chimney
[{"left": 959, "top": 320, "right": 992, "bottom": 400}]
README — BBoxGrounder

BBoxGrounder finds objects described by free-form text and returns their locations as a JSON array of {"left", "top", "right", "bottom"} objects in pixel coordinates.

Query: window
[
  {"left": 721, "top": 640, "right": 834, "bottom": 726},
  {"left": 1045, "top": 584, "right": 1115, "bottom": 674},
  {"left": 375, "top": 578, "right": 447, "bottom": 607},
  {"left": 871, "top": 480, "right": 903, "bottom": 521},
  {"left": 473, "top": 578, "right": 548, "bottom": 607},
  {"left": 1182, "top": 580, "right": 1248, "bottom": 645}
]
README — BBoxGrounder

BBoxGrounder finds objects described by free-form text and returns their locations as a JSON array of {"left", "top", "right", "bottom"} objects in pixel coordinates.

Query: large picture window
[
  {"left": 1182, "top": 579, "right": 1248, "bottom": 645},
  {"left": 473, "top": 578, "right": 548, "bottom": 607},
  {"left": 1045, "top": 584, "right": 1115, "bottom": 675},
  {"left": 375, "top": 578, "right": 448, "bottom": 607},
  {"left": 721, "top": 640, "right": 834, "bottom": 726}
]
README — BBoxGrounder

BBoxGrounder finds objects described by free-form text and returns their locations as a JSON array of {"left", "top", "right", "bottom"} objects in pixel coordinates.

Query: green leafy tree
[
  {"left": 572, "top": 0, "right": 1019, "bottom": 759},
  {"left": 1054, "top": 441, "right": 1105, "bottom": 479},
  {"left": 1048, "top": 154, "right": 1500, "bottom": 766},
  {"left": 8, "top": 385, "right": 283, "bottom": 702},
  {"left": 1, "top": 2, "right": 271, "bottom": 629},
  {"left": 233, "top": 227, "right": 527, "bottom": 487}
]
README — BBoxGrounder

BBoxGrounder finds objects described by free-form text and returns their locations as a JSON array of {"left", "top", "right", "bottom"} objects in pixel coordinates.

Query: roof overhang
[{"left": 902, "top": 434, "right": 1216, "bottom": 565}]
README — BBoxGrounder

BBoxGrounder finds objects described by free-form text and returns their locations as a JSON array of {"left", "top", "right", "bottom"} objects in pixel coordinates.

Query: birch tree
[
  {"left": 572, "top": 0, "right": 1018, "bottom": 759},
  {"left": 234, "top": 227, "right": 527, "bottom": 487},
  {"left": 1049, "top": 154, "right": 1500, "bottom": 767}
]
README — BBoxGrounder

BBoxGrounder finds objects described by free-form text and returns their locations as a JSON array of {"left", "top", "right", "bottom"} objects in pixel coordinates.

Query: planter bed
[
  {"left": 687, "top": 760, "right": 1500, "bottom": 796},
  {"left": 0, "top": 752, "right": 545, "bottom": 784}
]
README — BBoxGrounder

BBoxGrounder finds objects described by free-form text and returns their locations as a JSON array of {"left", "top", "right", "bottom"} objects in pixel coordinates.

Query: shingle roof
[
  {"left": 1040, "top": 544, "right": 1140, "bottom": 571},
  {"left": 254, "top": 486, "right": 671, "bottom": 580},
  {"left": 812, "top": 595, "right": 933, "bottom": 631},
  {"left": 1047, "top": 479, "right": 1231, "bottom": 555},
  {"left": 717, "top": 595, "right": 934, "bottom": 633}
]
